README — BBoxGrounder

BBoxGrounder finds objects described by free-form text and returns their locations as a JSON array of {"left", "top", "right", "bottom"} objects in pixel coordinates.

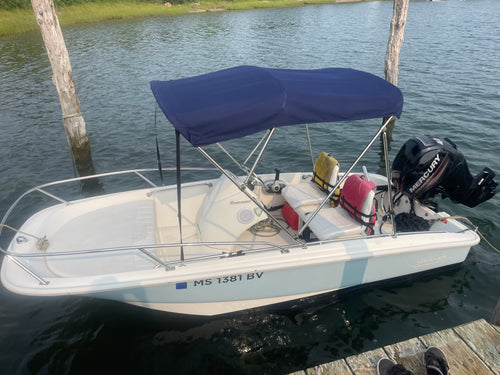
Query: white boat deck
[
  {"left": 43, "top": 191, "right": 158, "bottom": 277},
  {"left": 35, "top": 172, "right": 464, "bottom": 279}
]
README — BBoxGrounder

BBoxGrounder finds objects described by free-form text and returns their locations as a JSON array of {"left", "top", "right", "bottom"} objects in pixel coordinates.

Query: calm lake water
[{"left": 1, "top": 0, "right": 499, "bottom": 374}]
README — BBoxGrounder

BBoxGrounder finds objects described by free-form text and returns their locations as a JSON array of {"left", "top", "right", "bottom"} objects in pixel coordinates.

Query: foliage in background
[
  {"left": 0, "top": 0, "right": 341, "bottom": 36},
  {"left": 1, "top": 0, "right": 28, "bottom": 10},
  {"left": 0, "top": 0, "right": 188, "bottom": 11}
]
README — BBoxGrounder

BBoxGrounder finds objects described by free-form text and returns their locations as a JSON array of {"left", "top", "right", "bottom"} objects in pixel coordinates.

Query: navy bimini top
[{"left": 151, "top": 65, "right": 403, "bottom": 147}]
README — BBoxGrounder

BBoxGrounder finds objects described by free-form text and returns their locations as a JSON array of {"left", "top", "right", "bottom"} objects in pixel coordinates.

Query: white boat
[{"left": 1, "top": 66, "right": 497, "bottom": 316}]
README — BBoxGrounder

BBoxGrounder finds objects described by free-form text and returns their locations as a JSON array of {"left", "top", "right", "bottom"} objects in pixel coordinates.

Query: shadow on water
[{"left": 79, "top": 176, "right": 105, "bottom": 197}]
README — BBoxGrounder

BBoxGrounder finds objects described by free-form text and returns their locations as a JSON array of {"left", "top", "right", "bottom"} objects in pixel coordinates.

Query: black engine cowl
[{"left": 392, "top": 135, "right": 497, "bottom": 208}]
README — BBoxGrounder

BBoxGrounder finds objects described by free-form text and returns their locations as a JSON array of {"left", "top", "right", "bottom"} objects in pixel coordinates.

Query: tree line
[{"left": 1, "top": 0, "right": 187, "bottom": 11}]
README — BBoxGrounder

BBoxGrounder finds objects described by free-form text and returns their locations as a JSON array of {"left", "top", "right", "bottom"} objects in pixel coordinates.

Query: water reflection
[{"left": 17, "top": 263, "right": 473, "bottom": 375}]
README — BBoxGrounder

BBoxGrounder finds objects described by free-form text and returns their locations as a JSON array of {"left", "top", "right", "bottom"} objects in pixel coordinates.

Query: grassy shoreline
[{"left": 0, "top": 0, "right": 361, "bottom": 37}]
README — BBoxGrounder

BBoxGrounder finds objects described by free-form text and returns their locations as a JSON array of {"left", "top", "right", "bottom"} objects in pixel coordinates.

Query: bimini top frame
[
  {"left": 196, "top": 116, "right": 398, "bottom": 245},
  {"left": 151, "top": 66, "right": 404, "bottom": 246}
]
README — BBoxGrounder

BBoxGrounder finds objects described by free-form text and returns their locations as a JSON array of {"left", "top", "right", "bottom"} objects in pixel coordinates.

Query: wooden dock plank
[
  {"left": 345, "top": 348, "right": 386, "bottom": 375},
  {"left": 383, "top": 337, "right": 427, "bottom": 374},
  {"left": 420, "top": 321, "right": 495, "bottom": 375},
  {"left": 453, "top": 319, "right": 500, "bottom": 374},
  {"left": 304, "top": 359, "right": 352, "bottom": 375},
  {"left": 293, "top": 319, "right": 500, "bottom": 375}
]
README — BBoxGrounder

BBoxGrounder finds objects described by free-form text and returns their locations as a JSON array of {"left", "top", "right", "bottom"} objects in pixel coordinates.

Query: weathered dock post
[
  {"left": 31, "top": 0, "right": 95, "bottom": 176},
  {"left": 378, "top": 0, "right": 409, "bottom": 177},
  {"left": 383, "top": 0, "right": 409, "bottom": 142},
  {"left": 385, "top": 0, "right": 409, "bottom": 87}
]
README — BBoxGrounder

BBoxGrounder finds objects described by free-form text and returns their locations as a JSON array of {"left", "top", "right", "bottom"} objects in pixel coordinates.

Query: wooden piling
[
  {"left": 31, "top": 0, "right": 95, "bottom": 176},
  {"left": 385, "top": 0, "right": 409, "bottom": 87},
  {"left": 381, "top": 0, "right": 409, "bottom": 147}
]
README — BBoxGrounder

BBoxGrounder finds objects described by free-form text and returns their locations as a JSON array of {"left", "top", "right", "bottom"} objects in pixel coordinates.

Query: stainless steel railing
[
  {"left": 0, "top": 168, "right": 216, "bottom": 236},
  {"left": 0, "top": 167, "right": 294, "bottom": 286},
  {"left": 1, "top": 240, "right": 291, "bottom": 286}
]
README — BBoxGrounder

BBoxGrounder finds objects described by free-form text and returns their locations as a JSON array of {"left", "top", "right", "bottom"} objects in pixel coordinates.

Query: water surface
[{"left": 0, "top": 1, "right": 499, "bottom": 374}]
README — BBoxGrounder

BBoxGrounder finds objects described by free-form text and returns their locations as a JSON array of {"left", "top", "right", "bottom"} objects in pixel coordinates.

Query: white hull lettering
[{"left": 194, "top": 272, "right": 263, "bottom": 287}]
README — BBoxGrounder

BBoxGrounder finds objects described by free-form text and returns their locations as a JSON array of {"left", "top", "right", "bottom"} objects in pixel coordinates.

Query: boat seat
[
  {"left": 282, "top": 152, "right": 340, "bottom": 209},
  {"left": 282, "top": 183, "right": 326, "bottom": 209},
  {"left": 306, "top": 207, "right": 365, "bottom": 239},
  {"left": 307, "top": 174, "right": 377, "bottom": 240}
]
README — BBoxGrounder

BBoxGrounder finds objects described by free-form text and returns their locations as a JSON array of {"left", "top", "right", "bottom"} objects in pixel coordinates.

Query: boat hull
[
  {"left": 95, "top": 238, "right": 474, "bottom": 315},
  {"left": 0, "top": 173, "right": 480, "bottom": 316},
  {"left": 2, "top": 230, "right": 476, "bottom": 316}
]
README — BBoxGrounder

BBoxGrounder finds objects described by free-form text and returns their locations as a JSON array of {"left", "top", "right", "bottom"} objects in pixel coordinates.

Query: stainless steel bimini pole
[
  {"left": 244, "top": 129, "right": 275, "bottom": 186},
  {"left": 175, "top": 130, "right": 185, "bottom": 261},
  {"left": 196, "top": 145, "right": 303, "bottom": 246},
  {"left": 216, "top": 131, "right": 274, "bottom": 175},
  {"left": 297, "top": 116, "right": 397, "bottom": 237},
  {"left": 305, "top": 124, "right": 315, "bottom": 169},
  {"left": 382, "top": 128, "right": 397, "bottom": 237}
]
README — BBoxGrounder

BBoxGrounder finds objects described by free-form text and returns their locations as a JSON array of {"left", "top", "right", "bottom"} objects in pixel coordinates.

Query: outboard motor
[{"left": 392, "top": 135, "right": 497, "bottom": 208}]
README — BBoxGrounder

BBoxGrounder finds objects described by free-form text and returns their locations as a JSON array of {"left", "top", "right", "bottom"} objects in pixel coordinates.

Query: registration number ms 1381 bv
[{"left": 194, "top": 272, "right": 264, "bottom": 287}]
